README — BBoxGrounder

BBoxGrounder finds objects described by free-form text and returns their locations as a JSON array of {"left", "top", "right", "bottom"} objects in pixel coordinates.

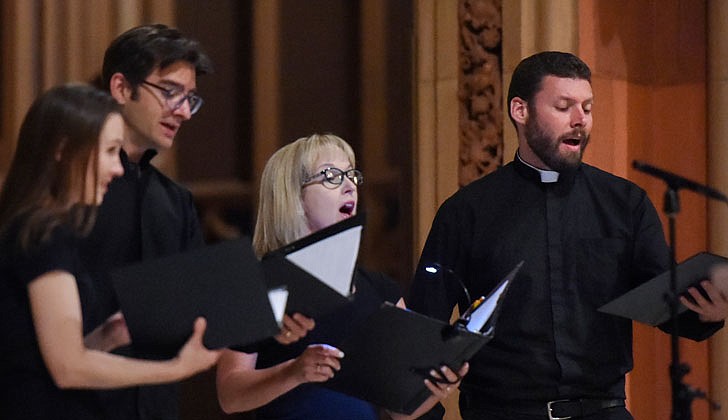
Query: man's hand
[{"left": 681, "top": 272, "right": 728, "bottom": 322}]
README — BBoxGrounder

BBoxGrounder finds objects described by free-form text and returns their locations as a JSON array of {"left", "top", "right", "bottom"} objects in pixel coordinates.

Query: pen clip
[{"left": 457, "top": 295, "right": 485, "bottom": 325}]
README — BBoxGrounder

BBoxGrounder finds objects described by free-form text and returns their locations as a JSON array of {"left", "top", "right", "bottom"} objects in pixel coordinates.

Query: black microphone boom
[{"left": 632, "top": 160, "right": 728, "bottom": 203}]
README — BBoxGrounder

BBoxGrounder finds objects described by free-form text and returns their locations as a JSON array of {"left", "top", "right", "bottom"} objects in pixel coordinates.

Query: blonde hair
[{"left": 252, "top": 133, "right": 355, "bottom": 257}]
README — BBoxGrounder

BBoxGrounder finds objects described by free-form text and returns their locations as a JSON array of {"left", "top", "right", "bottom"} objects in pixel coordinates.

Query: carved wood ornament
[{"left": 458, "top": 0, "right": 503, "bottom": 187}]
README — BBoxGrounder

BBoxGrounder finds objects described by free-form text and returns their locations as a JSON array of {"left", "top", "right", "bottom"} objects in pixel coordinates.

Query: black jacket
[{"left": 80, "top": 149, "right": 203, "bottom": 420}]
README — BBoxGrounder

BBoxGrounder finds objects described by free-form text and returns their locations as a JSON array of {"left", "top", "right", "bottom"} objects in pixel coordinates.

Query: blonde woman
[{"left": 216, "top": 133, "right": 467, "bottom": 420}]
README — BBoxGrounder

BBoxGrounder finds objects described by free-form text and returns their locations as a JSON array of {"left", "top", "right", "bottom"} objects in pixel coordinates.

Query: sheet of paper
[
  {"left": 267, "top": 287, "right": 289, "bottom": 326},
  {"left": 465, "top": 279, "right": 510, "bottom": 333},
  {"left": 285, "top": 225, "right": 362, "bottom": 296}
]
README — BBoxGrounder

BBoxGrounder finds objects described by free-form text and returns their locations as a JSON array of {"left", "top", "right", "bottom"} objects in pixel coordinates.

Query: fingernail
[{"left": 319, "top": 344, "right": 344, "bottom": 358}]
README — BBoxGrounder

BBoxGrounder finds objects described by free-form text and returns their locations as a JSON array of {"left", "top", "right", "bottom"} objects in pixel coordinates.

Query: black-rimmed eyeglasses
[
  {"left": 141, "top": 80, "right": 204, "bottom": 115},
  {"left": 303, "top": 167, "right": 364, "bottom": 187}
]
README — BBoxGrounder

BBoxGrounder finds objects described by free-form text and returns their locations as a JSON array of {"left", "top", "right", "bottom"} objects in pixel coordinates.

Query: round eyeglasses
[
  {"left": 303, "top": 167, "right": 364, "bottom": 187},
  {"left": 141, "top": 80, "right": 204, "bottom": 115}
]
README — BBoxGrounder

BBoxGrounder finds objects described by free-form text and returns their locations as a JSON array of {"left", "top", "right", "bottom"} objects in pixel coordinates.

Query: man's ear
[
  {"left": 109, "top": 73, "right": 131, "bottom": 105},
  {"left": 510, "top": 97, "right": 528, "bottom": 125}
]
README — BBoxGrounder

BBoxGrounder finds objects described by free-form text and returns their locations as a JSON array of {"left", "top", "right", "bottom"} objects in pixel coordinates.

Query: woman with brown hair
[{"left": 0, "top": 84, "right": 220, "bottom": 419}]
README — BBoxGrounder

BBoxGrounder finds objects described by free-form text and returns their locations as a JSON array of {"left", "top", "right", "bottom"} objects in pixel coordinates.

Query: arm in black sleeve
[
  {"left": 631, "top": 189, "right": 724, "bottom": 340},
  {"left": 408, "top": 195, "right": 472, "bottom": 322},
  {"left": 658, "top": 311, "right": 724, "bottom": 342}
]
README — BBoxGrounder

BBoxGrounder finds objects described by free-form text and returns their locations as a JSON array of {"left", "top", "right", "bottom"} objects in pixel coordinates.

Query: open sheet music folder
[
  {"left": 598, "top": 252, "right": 728, "bottom": 326},
  {"left": 111, "top": 238, "right": 280, "bottom": 359},
  {"left": 262, "top": 214, "right": 364, "bottom": 319},
  {"left": 324, "top": 261, "right": 523, "bottom": 415},
  {"left": 111, "top": 215, "right": 364, "bottom": 358}
]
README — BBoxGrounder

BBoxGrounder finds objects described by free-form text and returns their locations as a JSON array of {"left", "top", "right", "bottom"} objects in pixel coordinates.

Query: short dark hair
[
  {"left": 507, "top": 51, "right": 591, "bottom": 126},
  {"left": 0, "top": 84, "right": 121, "bottom": 249},
  {"left": 101, "top": 24, "right": 212, "bottom": 92}
]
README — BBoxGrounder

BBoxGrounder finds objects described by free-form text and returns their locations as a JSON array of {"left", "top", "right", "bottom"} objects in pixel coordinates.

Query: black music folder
[
  {"left": 262, "top": 214, "right": 364, "bottom": 319},
  {"left": 598, "top": 252, "right": 728, "bottom": 326},
  {"left": 324, "top": 261, "right": 523, "bottom": 415},
  {"left": 111, "top": 238, "right": 281, "bottom": 358}
]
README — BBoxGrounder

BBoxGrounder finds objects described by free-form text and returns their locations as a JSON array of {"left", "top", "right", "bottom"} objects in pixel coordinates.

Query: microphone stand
[
  {"left": 632, "top": 160, "right": 725, "bottom": 419},
  {"left": 663, "top": 186, "right": 690, "bottom": 420},
  {"left": 662, "top": 186, "right": 720, "bottom": 420}
]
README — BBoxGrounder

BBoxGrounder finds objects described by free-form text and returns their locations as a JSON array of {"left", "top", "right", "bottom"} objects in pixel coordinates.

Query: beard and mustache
[{"left": 524, "top": 106, "right": 590, "bottom": 172}]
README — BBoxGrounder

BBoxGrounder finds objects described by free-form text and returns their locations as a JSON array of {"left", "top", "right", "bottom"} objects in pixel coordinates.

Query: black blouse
[
  {"left": 0, "top": 221, "right": 103, "bottom": 419},
  {"left": 255, "top": 268, "right": 401, "bottom": 420},
  {"left": 79, "top": 149, "right": 204, "bottom": 420}
]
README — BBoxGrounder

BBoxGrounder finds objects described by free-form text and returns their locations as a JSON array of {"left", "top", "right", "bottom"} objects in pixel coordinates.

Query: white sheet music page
[
  {"left": 285, "top": 225, "right": 362, "bottom": 296},
  {"left": 465, "top": 279, "right": 510, "bottom": 333},
  {"left": 267, "top": 287, "right": 289, "bottom": 326}
]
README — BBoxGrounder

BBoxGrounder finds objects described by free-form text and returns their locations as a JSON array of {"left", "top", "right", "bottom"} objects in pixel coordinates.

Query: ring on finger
[{"left": 284, "top": 330, "right": 292, "bottom": 338}]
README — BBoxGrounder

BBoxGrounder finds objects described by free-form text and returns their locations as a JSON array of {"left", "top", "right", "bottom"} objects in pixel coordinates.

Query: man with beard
[{"left": 408, "top": 51, "right": 728, "bottom": 420}]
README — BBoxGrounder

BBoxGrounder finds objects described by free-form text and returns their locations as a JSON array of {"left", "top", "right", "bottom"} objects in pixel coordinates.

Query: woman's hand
[
  {"left": 84, "top": 311, "right": 131, "bottom": 352},
  {"left": 274, "top": 313, "right": 315, "bottom": 345},
  {"left": 287, "top": 343, "right": 344, "bottom": 384},
  {"left": 173, "top": 317, "right": 222, "bottom": 378}
]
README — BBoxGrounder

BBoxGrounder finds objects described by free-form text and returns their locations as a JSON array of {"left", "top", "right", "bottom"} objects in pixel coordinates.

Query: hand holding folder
[
  {"left": 323, "top": 261, "right": 523, "bottom": 415},
  {"left": 111, "top": 216, "right": 365, "bottom": 358},
  {"left": 598, "top": 252, "right": 728, "bottom": 326},
  {"left": 111, "top": 238, "right": 281, "bottom": 359},
  {"left": 262, "top": 214, "right": 364, "bottom": 319}
]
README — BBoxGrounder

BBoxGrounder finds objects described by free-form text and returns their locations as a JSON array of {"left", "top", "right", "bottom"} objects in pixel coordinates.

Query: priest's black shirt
[
  {"left": 408, "top": 155, "right": 722, "bottom": 405},
  {"left": 80, "top": 149, "right": 204, "bottom": 420}
]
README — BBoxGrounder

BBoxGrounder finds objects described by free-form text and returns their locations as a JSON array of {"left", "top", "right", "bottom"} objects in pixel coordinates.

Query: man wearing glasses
[{"left": 80, "top": 24, "right": 212, "bottom": 420}]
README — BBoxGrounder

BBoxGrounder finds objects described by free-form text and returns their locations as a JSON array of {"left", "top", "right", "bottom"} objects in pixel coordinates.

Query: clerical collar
[{"left": 517, "top": 152, "right": 560, "bottom": 183}]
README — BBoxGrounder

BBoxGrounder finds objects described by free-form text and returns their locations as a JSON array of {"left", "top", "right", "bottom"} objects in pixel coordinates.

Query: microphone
[{"left": 632, "top": 160, "right": 728, "bottom": 203}]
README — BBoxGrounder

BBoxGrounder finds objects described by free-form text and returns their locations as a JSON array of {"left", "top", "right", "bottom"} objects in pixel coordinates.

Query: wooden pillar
[
  {"left": 708, "top": 1, "right": 728, "bottom": 418},
  {"left": 251, "top": 0, "right": 281, "bottom": 182},
  {"left": 413, "top": 0, "right": 460, "bottom": 258},
  {"left": 1, "top": 1, "right": 40, "bottom": 183},
  {"left": 413, "top": 1, "right": 460, "bottom": 417}
]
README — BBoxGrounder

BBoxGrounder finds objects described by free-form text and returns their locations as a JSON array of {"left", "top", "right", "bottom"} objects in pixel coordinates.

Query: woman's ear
[{"left": 510, "top": 97, "right": 529, "bottom": 125}]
